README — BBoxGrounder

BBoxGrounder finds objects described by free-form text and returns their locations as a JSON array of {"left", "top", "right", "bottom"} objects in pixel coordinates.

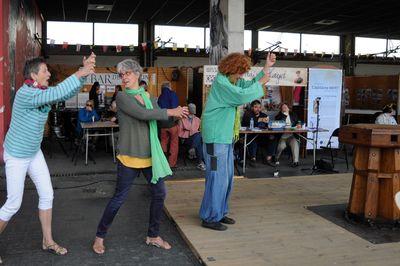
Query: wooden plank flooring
[{"left": 164, "top": 174, "right": 400, "bottom": 266}]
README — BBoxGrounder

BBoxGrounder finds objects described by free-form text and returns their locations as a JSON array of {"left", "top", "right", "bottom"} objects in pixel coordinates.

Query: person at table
[
  {"left": 275, "top": 103, "right": 300, "bottom": 167},
  {"left": 241, "top": 100, "right": 276, "bottom": 166},
  {"left": 111, "top": 85, "right": 122, "bottom": 102},
  {"left": 75, "top": 99, "right": 100, "bottom": 135},
  {"left": 375, "top": 104, "right": 397, "bottom": 125},
  {"left": 200, "top": 52, "right": 276, "bottom": 231},
  {"left": 139, "top": 80, "right": 148, "bottom": 92},
  {"left": 158, "top": 82, "right": 180, "bottom": 168},
  {"left": 89, "top": 81, "right": 101, "bottom": 111},
  {"left": 92, "top": 59, "right": 188, "bottom": 254},
  {"left": 0, "top": 53, "right": 96, "bottom": 259},
  {"left": 178, "top": 103, "right": 206, "bottom": 171}
]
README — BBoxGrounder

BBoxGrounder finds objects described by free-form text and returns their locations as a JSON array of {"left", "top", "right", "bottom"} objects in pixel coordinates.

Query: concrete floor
[{"left": 0, "top": 142, "right": 352, "bottom": 265}]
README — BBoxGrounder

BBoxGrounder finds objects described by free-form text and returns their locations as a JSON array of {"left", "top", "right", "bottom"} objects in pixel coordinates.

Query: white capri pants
[{"left": 0, "top": 149, "right": 54, "bottom": 221}]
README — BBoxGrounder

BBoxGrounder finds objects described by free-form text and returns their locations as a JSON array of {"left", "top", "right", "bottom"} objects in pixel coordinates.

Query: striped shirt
[{"left": 4, "top": 75, "right": 83, "bottom": 158}]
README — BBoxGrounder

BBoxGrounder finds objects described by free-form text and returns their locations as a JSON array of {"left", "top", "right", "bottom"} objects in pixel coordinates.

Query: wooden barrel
[{"left": 339, "top": 124, "right": 400, "bottom": 221}]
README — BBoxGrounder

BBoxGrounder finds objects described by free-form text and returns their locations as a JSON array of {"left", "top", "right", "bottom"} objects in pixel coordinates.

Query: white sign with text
[{"left": 307, "top": 68, "right": 343, "bottom": 149}]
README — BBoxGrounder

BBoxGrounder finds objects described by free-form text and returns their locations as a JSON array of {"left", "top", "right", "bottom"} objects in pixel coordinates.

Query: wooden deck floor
[{"left": 164, "top": 174, "right": 400, "bottom": 266}]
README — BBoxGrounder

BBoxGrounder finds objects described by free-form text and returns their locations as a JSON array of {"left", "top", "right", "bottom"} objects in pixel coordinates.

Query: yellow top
[{"left": 117, "top": 155, "right": 152, "bottom": 168}]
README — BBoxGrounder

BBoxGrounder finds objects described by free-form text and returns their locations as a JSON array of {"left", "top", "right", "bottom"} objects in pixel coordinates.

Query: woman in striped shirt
[{"left": 0, "top": 53, "right": 96, "bottom": 257}]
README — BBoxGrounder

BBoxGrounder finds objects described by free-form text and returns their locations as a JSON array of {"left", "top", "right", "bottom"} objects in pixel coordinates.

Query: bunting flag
[
  {"left": 62, "top": 41, "right": 68, "bottom": 49},
  {"left": 303, "top": 50, "right": 307, "bottom": 56},
  {"left": 184, "top": 44, "right": 188, "bottom": 53},
  {"left": 331, "top": 52, "right": 335, "bottom": 59},
  {"left": 129, "top": 44, "right": 134, "bottom": 52},
  {"left": 153, "top": 41, "right": 159, "bottom": 49},
  {"left": 103, "top": 46, "right": 108, "bottom": 53},
  {"left": 357, "top": 53, "right": 361, "bottom": 58},
  {"left": 50, "top": 39, "right": 55, "bottom": 47},
  {"left": 116, "top": 45, "right": 122, "bottom": 53},
  {"left": 278, "top": 47, "right": 282, "bottom": 54},
  {"left": 76, "top": 44, "right": 81, "bottom": 52},
  {"left": 313, "top": 51, "right": 317, "bottom": 57},
  {"left": 161, "top": 41, "right": 165, "bottom": 49},
  {"left": 195, "top": 45, "right": 200, "bottom": 53},
  {"left": 294, "top": 49, "right": 298, "bottom": 56},
  {"left": 172, "top": 43, "right": 178, "bottom": 51},
  {"left": 141, "top": 42, "right": 147, "bottom": 52},
  {"left": 205, "top": 46, "right": 210, "bottom": 54},
  {"left": 284, "top": 48, "right": 288, "bottom": 56},
  {"left": 321, "top": 52, "right": 325, "bottom": 58}
]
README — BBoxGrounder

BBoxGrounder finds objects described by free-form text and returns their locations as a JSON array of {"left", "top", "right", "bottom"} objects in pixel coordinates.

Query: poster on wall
[
  {"left": 203, "top": 66, "right": 308, "bottom": 87},
  {"left": 307, "top": 68, "right": 343, "bottom": 149}
]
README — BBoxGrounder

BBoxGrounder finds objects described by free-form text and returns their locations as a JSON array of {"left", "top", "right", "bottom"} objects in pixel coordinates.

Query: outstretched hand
[
  {"left": 76, "top": 52, "right": 96, "bottom": 78},
  {"left": 265, "top": 52, "right": 276, "bottom": 68}
]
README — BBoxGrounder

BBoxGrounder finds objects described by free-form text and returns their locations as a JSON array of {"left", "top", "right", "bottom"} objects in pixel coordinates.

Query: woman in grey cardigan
[{"left": 92, "top": 59, "right": 188, "bottom": 254}]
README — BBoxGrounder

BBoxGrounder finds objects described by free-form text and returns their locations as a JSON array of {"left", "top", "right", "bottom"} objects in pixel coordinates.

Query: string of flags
[{"left": 45, "top": 37, "right": 397, "bottom": 61}]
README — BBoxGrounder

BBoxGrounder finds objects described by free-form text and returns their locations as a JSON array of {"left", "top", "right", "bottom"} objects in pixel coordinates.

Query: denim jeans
[
  {"left": 184, "top": 132, "right": 204, "bottom": 162},
  {"left": 199, "top": 143, "right": 234, "bottom": 223},
  {"left": 96, "top": 162, "right": 166, "bottom": 238}
]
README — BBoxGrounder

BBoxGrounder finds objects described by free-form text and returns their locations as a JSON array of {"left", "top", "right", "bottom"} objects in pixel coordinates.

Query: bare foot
[
  {"left": 92, "top": 237, "right": 105, "bottom": 254},
  {"left": 146, "top": 236, "right": 171, "bottom": 250}
]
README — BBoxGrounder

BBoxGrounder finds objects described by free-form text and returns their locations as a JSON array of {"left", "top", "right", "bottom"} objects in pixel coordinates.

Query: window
[
  {"left": 94, "top": 23, "right": 138, "bottom": 46},
  {"left": 47, "top": 21, "right": 93, "bottom": 45},
  {"left": 205, "top": 28, "right": 252, "bottom": 50},
  {"left": 258, "top": 31, "right": 300, "bottom": 52},
  {"left": 387, "top": 39, "right": 400, "bottom": 57},
  {"left": 155, "top": 25, "right": 205, "bottom": 48},
  {"left": 355, "top": 37, "right": 387, "bottom": 57},
  {"left": 301, "top": 34, "right": 340, "bottom": 54}
]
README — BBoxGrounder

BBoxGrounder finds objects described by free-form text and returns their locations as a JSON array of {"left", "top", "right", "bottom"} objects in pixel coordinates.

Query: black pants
[{"left": 96, "top": 161, "right": 166, "bottom": 238}]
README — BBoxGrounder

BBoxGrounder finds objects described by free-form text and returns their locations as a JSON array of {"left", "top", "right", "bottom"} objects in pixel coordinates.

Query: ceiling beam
[
  {"left": 61, "top": 0, "right": 65, "bottom": 21},
  {"left": 186, "top": 8, "right": 208, "bottom": 26},
  {"left": 150, "top": 0, "right": 169, "bottom": 21},
  {"left": 245, "top": 1, "right": 304, "bottom": 28},
  {"left": 106, "top": 0, "right": 117, "bottom": 22},
  {"left": 127, "top": 0, "right": 144, "bottom": 23},
  {"left": 85, "top": 0, "right": 89, "bottom": 22},
  {"left": 167, "top": 0, "right": 197, "bottom": 25}
]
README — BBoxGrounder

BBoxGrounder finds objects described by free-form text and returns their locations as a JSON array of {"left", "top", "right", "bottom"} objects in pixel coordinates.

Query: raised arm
[{"left": 30, "top": 53, "right": 96, "bottom": 108}]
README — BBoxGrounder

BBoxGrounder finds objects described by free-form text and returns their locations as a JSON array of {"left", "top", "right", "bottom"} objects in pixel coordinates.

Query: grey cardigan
[{"left": 116, "top": 91, "right": 169, "bottom": 158}]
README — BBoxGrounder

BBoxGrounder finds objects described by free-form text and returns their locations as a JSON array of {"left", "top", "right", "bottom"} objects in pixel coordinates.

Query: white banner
[
  {"left": 307, "top": 68, "right": 343, "bottom": 149},
  {"left": 84, "top": 73, "right": 121, "bottom": 86},
  {"left": 203, "top": 66, "right": 308, "bottom": 87}
]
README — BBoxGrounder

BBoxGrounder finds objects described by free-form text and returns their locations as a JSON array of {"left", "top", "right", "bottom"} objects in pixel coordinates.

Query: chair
[{"left": 320, "top": 128, "right": 349, "bottom": 170}]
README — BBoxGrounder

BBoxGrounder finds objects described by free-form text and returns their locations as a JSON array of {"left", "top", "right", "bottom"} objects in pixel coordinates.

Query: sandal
[
  {"left": 42, "top": 243, "right": 68, "bottom": 256},
  {"left": 92, "top": 237, "right": 105, "bottom": 254},
  {"left": 146, "top": 236, "right": 171, "bottom": 250}
]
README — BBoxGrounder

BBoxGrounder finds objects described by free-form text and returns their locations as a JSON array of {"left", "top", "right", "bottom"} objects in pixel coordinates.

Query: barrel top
[{"left": 341, "top": 124, "right": 400, "bottom": 133}]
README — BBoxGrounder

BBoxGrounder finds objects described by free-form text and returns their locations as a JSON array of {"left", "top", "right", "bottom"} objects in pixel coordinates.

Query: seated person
[
  {"left": 275, "top": 103, "right": 300, "bottom": 167},
  {"left": 242, "top": 100, "right": 275, "bottom": 164},
  {"left": 178, "top": 103, "right": 205, "bottom": 171},
  {"left": 375, "top": 104, "right": 397, "bottom": 125},
  {"left": 104, "top": 100, "right": 118, "bottom": 123},
  {"left": 76, "top": 100, "right": 100, "bottom": 135}
]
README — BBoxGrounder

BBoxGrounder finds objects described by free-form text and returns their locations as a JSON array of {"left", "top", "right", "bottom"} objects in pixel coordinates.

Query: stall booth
[
  {"left": 201, "top": 66, "right": 343, "bottom": 147},
  {"left": 344, "top": 75, "right": 400, "bottom": 124}
]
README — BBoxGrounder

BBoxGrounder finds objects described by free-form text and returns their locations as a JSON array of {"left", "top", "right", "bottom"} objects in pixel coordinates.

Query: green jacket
[
  {"left": 116, "top": 91, "right": 168, "bottom": 158},
  {"left": 201, "top": 71, "right": 265, "bottom": 144}
]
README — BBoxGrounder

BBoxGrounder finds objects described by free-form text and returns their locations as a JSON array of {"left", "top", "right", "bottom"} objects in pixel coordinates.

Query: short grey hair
[
  {"left": 23, "top": 57, "right": 46, "bottom": 79},
  {"left": 116, "top": 59, "right": 142, "bottom": 76}
]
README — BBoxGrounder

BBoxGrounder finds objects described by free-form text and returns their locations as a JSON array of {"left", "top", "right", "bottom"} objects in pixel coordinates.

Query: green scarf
[
  {"left": 233, "top": 107, "right": 240, "bottom": 141},
  {"left": 125, "top": 87, "right": 172, "bottom": 184}
]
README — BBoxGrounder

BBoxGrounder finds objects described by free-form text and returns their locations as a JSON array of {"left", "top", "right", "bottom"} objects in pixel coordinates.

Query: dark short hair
[
  {"left": 23, "top": 57, "right": 46, "bottom": 79},
  {"left": 382, "top": 104, "right": 394, "bottom": 114},
  {"left": 251, "top": 100, "right": 261, "bottom": 107}
]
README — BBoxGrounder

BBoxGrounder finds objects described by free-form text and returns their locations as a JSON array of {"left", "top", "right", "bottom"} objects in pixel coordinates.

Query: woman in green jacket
[{"left": 199, "top": 52, "right": 276, "bottom": 231}]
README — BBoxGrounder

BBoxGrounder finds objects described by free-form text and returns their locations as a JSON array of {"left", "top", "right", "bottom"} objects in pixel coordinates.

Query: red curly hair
[{"left": 218, "top": 53, "right": 252, "bottom": 76}]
